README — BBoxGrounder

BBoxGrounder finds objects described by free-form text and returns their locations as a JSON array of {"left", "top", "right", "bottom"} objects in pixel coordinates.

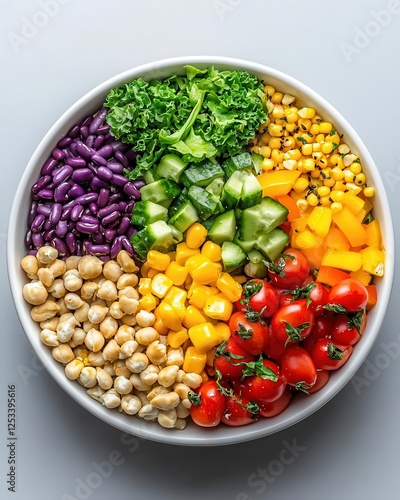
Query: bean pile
[{"left": 26, "top": 108, "right": 144, "bottom": 260}]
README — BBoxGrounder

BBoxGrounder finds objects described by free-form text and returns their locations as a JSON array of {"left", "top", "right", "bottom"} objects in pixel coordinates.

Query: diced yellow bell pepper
[
  {"left": 186, "top": 223, "right": 208, "bottom": 249},
  {"left": 214, "top": 322, "right": 231, "bottom": 342},
  {"left": 258, "top": 169, "right": 301, "bottom": 197},
  {"left": 325, "top": 227, "right": 350, "bottom": 251},
  {"left": 175, "top": 242, "right": 200, "bottom": 266},
  {"left": 216, "top": 273, "right": 243, "bottom": 303},
  {"left": 164, "top": 286, "right": 187, "bottom": 306},
  {"left": 157, "top": 301, "right": 183, "bottom": 331},
  {"left": 183, "top": 347, "right": 207, "bottom": 374},
  {"left": 138, "top": 277, "right": 152, "bottom": 296},
  {"left": 307, "top": 206, "right": 332, "bottom": 238},
  {"left": 301, "top": 240, "right": 327, "bottom": 269},
  {"left": 366, "top": 220, "right": 382, "bottom": 249},
  {"left": 342, "top": 192, "right": 365, "bottom": 214},
  {"left": 165, "top": 261, "right": 188, "bottom": 286},
  {"left": 150, "top": 273, "right": 173, "bottom": 298},
  {"left": 203, "top": 295, "right": 233, "bottom": 321},
  {"left": 201, "top": 241, "right": 222, "bottom": 262},
  {"left": 295, "top": 230, "right": 318, "bottom": 249},
  {"left": 332, "top": 207, "right": 367, "bottom": 247},
  {"left": 291, "top": 213, "right": 309, "bottom": 234},
  {"left": 360, "top": 247, "right": 385, "bottom": 277},
  {"left": 183, "top": 305, "right": 208, "bottom": 328},
  {"left": 167, "top": 328, "right": 189, "bottom": 348},
  {"left": 138, "top": 294, "right": 158, "bottom": 312},
  {"left": 146, "top": 250, "right": 171, "bottom": 271},
  {"left": 356, "top": 208, "right": 367, "bottom": 223},
  {"left": 188, "top": 323, "right": 221, "bottom": 354},
  {"left": 321, "top": 249, "right": 362, "bottom": 272},
  {"left": 187, "top": 255, "right": 220, "bottom": 285},
  {"left": 350, "top": 269, "right": 372, "bottom": 286}
]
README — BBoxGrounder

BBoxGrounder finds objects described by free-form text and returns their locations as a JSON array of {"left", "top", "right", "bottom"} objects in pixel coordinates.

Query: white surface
[{"left": 1, "top": 0, "right": 400, "bottom": 498}]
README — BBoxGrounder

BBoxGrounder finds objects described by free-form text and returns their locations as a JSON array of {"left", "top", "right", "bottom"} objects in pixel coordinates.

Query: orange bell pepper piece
[
  {"left": 316, "top": 266, "right": 350, "bottom": 287},
  {"left": 276, "top": 194, "right": 301, "bottom": 221},
  {"left": 366, "top": 284, "right": 377, "bottom": 310},
  {"left": 258, "top": 170, "right": 301, "bottom": 198}
]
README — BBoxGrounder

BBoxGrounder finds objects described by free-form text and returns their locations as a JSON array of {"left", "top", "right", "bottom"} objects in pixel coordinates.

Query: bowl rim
[{"left": 7, "top": 55, "right": 395, "bottom": 446}]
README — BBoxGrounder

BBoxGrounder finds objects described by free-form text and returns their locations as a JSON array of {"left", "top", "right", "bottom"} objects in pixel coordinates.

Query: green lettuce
[{"left": 104, "top": 65, "right": 267, "bottom": 179}]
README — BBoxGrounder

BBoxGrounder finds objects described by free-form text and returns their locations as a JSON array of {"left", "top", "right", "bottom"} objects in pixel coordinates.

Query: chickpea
[
  {"left": 87, "top": 385, "right": 105, "bottom": 403},
  {"left": 176, "top": 403, "right": 190, "bottom": 419},
  {"left": 36, "top": 245, "right": 58, "bottom": 265},
  {"left": 117, "top": 274, "right": 138, "bottom": 290},
  {"left": 49, "top": 259, "right": 66, "bottom": 278},
  {"left": 158, "top": 365, "right": 179, "bottom": 388},
  {"left": 97, "top": 280, "right": 118, "bottom": 301},
  {"left": 47, "top": 279, "right": 66, "bottom": 299},
  {"left": 138, "top": 404, "right": 158, "bottom": 421},
  {"left": 65, "top": 359, "right": 84, "bottom": 380},
  {"left": 23, "top": 281, "right": 48, "bottom": 305},
  {"left": 120, "top": 315, "right": 137, "bottom": 327},
  {"left": 64, "top": 293, "right": 84, "bottom": 310},
  {"left": 119, "top": 340, "right": 138, "bottom": 359},
  {"left": 69, "top": 328, "right": 86, "bottom": 348},
  {"left": 74, "top": 302, "right": 90, "bottom": 323},
  {"left": 150, "top": 391, "right": 180, "bottom": 411},
  {"left": 99, "top": 316, "right": 119, "bottom": 339},
  {"left": 109, "top": 301, "right": 124, "bottom": 319},
  {"left": 81, "top": 281, "right": 98, "bottom": 301},
  {"left": 31, "top": 300, "right": 60, "bottom": 322},
  {"left": 40, "top": 328, "right": 59, "bottom": 347},
  {"left": 102, "top": 339, "right": 120, "bottom": 362},
  {"left": 88, "top": 305, "right": 109, "bottom": 324},
  {"left": 166, "top": 347, "right": 184, "bottom": 367},
  {"left": 118, "top": 286, "right": 139, "bottom": 300},
  {"left": 114, "top": 325, "right": 135, "bottom": 345},
  {"left": 140, "top": 364, "right": 160, "bottom": 386},
  {"left": 158, "top": 408, "right": 177, "bottom": 428},
  {"left": 52, "top": 344, "right": 74, "bottom": 364},
  {"left": 129, "top": 374, "right": 152, "bottom": 392},
  {"left": 101, "top": 388, "right": 121, "bottom": 409},
  {"left": 136, "top": 310, "right": 155, "bottom": 328},
  {"left": 21, "top": 255, "right": 38, "bottom": 275},
  {"left": 175, "top": 418, "right": 187, "bottom": 430},
  {"left": 173, "top": 383, "right": 190, "bottom": 400},
  {"left": 125, "top": 352, "right": 149, "bottom": 373},
  {"left": 103, "top": 260, "right": 123, "bottom": 282},
  {"left": 96, "top": 367, "right": 113, "bottom": 390},
  {"left": 146, "top": 340, "right": 167, "bottom": 365},
  {"left": 78, "top": 255, "right": 103, "bottom": 280},
  {"left": 103, "top": 362, "right": 116, "bottom": 377},
  {"left": 135, "top": 327, "right": 159, "bottom": 346},
  {"left": 56, "top": 298, "right": 69, "bottom": 316},
  {"left": 119, "top": 295, "right": 139, "bottom": 315},
  {"left": 39, "top": 317, "right": 58, "bottom": 331},
  {"left": 78, "top": 366, "right": 97, "bottom": 388},
  {"left": 57, "top": 315, "right": 78, "bottom": 343},
  {"left": 83, "top": 320, "right": 95, "bottom": 333},
  {"left": 147, "top": 385, "right": 170, "bottom": 402},
  {"left": 120, "top": 395, "right": 141, "bottom": 415},
  {"left": 65, "top": 255, "right": 81, "bottom": 270},
  {"left": 87, "top": 351, "right": 106, "bottom": 367},
  {"left": 117, "top": 250, "right": 138, "bottom": 273},
  {"left": 182, "top": 372, "right": 202, "bottom": 389},
  {"left": 114, "top": 375, "right": 133, "bottom": 395},
  {"left": 133, "top": 389, "right": 150, "bottom": 407},
  {"left": 63, "top": 269, "right": 83, "bottom": 292},
  {"left": 84, "top": 328, "right": 105, "bottom": 352},
  {"left": 59, "top": 312, "right": 73, "bottom": 322},
  {"left": 37, "top": 267, "right": 55, "bottom": 288},
  {"left": 181, "top": 398, "right": 192, "bottom": 409},
  {"left": 113, "top": 359, "right": 131, "bottom": 378}
]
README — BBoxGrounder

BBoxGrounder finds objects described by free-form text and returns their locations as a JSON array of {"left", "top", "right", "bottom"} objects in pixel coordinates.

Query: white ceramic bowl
[{"left": 7, "top": 56, "right": 395, "bottom": 446}]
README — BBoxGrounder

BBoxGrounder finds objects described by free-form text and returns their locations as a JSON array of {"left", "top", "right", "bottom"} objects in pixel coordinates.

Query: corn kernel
[
  {"left": 272, "top": 105, "right": 285, "bottom": 119},
  {"left": 157, "top": 301, "right": 183, "bottom": 330},
  {"left": 271, "top": 149, "right": 284, "bottom": 164},
  {"left": 310, "top": 169, "right": 321, "bottom": 179},
  {"left": 334, "top": 181, "right": 346, "bottom": 191},
  {"left": 282, "top": 136, "right": 296, "bottom": 150},
  {"left": 301, "top": 144, "right": 313, "bottom": 156},
  {"left": 264, "top": 84, "right": 275, "bottom": 97},
  {"left": 298, "top": 107, "right": 316, "bottom": 119},
  {"left": 188, "top": 323, "right": 220, "bottom": 355},
  {"left": 293, "top": 177, "right": 309, "bottom": 193},
  {"left": 317, "top": 186, "right": 330, "bottom": 197},
  {"left": 298, "top": 118, "right": 312, "bottom": 131},
  {"left": 153, "top": 318, "right": 169, "bottom": 336},
  {"left": 164, "top": 286, "right": 187, "bottom": 306},
  {"left": 146, "top": 250, "right": 170, "bottom": 271},
  {"left": 331, "top": 166, "right": 344, "bottom": 181},
  {"left": 183, "top": 347, "right": 207, "bottom": 374},
  {"left": 329, "top": 153, "right": 340, "bottom": 167},
  {"left": 309, "top": 124, "right": 320, "bottom": 136},
  {"left": 138, "top": 278, "right": 152, "bottom": 296},
  {"left": 167, "top": 328, "right": 189, "bottom": 348},
  {"left": 259, "top": 146, "right": 271, "bottom": 158},
  {"left": 319, "top": 122, "right": 333, "bottom": 134},
  {"left": 331, "top": 202, "right": 343, "bottom": 213},
  {"left": 183, "top": 305, "right": 208, "bottom": 329},
  {"left": 315, "top": 133, "right": 325, "bottom": 143},
  {"left": 344, "top": 169, "right": 356, "bottom": 183},
  {"left": 140, "top": 262, "right": 151, "bottom": 278},
  {"left": 303, "top": 158, "right": 315, "bottom": 171},
  {"left": 261, "top": 158, "right": 275, "bottom": 171},
  {"left": 271, "top": 92, "right": 283, "bottom": 104},
  {"left": 186, "top": 223, "right": 208, "bottom": 249},
  {"left": 150, "top": 274, "right": 173, "bottom": 299},
  {"left": 175, "top": 243, "right": 200, "bottom": 266},
  {"left": 321, "top": 142, "right": 334, "bottom": 155},
  {"left": 306, "top": 193, "right": 319, "bottom": 206},
  {"left": 268, "top": 137, "right": 281, "bottom": 150},
  {"left": 201, "top": 241, "right": 222, "bottom": 262},
  {"left": 286, "top": 148, "right": 302, "bottom": 161},
  {"left": 350, "top": 162, "right": 362, "bottom": 175},
  {"left": 364, "top": 187, "right": 375, "bottom": 197},
  {"left": 139, "top": 294, "right": 157, "bottom": 312},
  {"left": 355, "top": 173, "right": 366, "bottom": 185},
  {"left": 203, "top": 295, "right": 233, "bottom": 322},
  {"left": 324, "top": 177, "right": 335, "bottom": 188},
  {"left": 165, "top": 261, "right": 188, "bottom": 286},
  {"left": 296, "top": 199, "right": 309, "bottom": 213},
  {"left": 214, "top": 323, "right": 231, "bottom": 342},
  {"left": 331, "top": 190, "right": 345, "bottom": 203},
  {"left": 268, "top": 123, "right": 284, "bottom": 137}
]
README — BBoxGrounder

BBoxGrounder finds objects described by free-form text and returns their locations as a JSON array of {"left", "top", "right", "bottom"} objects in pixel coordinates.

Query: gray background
[{"left": 1, "top": 0, "right": 399, "bottom": 499}]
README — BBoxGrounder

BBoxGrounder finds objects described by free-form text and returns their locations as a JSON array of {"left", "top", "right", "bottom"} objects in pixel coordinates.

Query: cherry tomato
[
  {"left": 280, "top": 282, "right": 329, "bottom": 316},
  {"left": 268, "top": 248, "right": 310, "bottom": 290},
  {"left": 331, "top": 312, "right": 367, "bottom": 346},
  {"left": 214, "top": 338, "right": 255, "bottom": 379},
  {"left": 277, "top": 289, "right": 293, "bottom": 308},
  {"left": 281, "top": 345, "right": 317, "bottom": 391},
  {"left": 263, "top": 327, "right": 286, "bottom": 364},
  {"left": 237, "top": 279, "right": 279, "bottom": 319},
  {"left": 189, "top": 381, "right": 226, "bottom": 427},
  {"left": 271, "top": 299, "right": 315, "bottom": 346},
  {"left": 311, "top": 338, "right": 353, "bottom": 370},
  {"left": 307, "top": 370, "right": 330, "bottom": 394},
  {"left": 221, "top": 393, "right": 259, "bottom": 427},
  {"left": 239, "top": 357, "right": 287, "bottom": 402},
  {"left": 229, "top": 312, "right": 267, "bottom": 356},
  {"left": 328, "top": 278, "right": 368, "bottom": 313},
  {"left": 302, "top": 313, "right": 334, "bottom": 354},
  {"left": 258, "top": 388, "right": 292, "bottom": 418}
]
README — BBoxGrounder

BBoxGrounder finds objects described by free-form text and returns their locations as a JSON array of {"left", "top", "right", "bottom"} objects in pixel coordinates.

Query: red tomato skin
[
  {"left": 237, "top": 280, "right": 280, "bottom": 319},
  {"left": 301, "top": 313, "right": 333, "bottom": 354},
  {"left": 281, "top": 345, "right": 317, "bottom": 389},
  {"left": 258, "top": 388, "right": 292, "bottom": 418},
  {"left": 239, "top": 359, "right": 287, "bottom": 403},
  {"left": 331, "top": 312, "right": 367, "bottom": 346},
  {"left": 271, "top": 299, "right": 315, "bottom": 346},
  {"left": 308, "top": 283, "right": 329, "bottom": 315},
  {"left": 214, "top": 338, "right": 255, "bottom": 379},
  {"left": 307, "top": 370, "right": 330, "bottom": 394},
  {"left": 328, "top": 278, "right": 368, "bottom": 312},
  {"left": 229, "top": 312, "right": 267, "bottom": 356},
  {"left": 221, "top": 394, "right": 258, "bottom": 427},
  {"left": 190, "top": 381, "right": 226, "bottom": 427},
  {"left": 263, "top": 327, "right": 286, "bottom": 364},
  {"left": 268, "top": 248, "right": 310, "bottom": 290},
  {"left": 311, "top": 338, "right": 353, "bottom": 370}
]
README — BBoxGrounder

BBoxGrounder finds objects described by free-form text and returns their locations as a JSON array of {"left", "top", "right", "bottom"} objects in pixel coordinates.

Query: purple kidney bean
[
  {"left": 123, "top": 182, "right": 141, "bottom": 198},
  {"left": 66, "top": 157, "right": 86, "bottom": 168},
  {"left": 117, "top": 216, "right": 131, "bottom": 236},
  {"left": 61, "top": 206, "right": 72, "bottom": 221},
  {"left": 75, "top": 241, "right": 82, "bottom": 256},
  {"left": 111, "top": 174, "right": 128, "bottom": 188},
  {"left": 54, "top": 182, "right": 71, "bottom": 203},
  {"left": 93, "top": 135, "right": 106, "bottom": 150},
  {"left": 114, "top": 150, "right": 128, "bottom": 168},
  {"left": 57, "top": 136, "right": 72, "bottom": 149},
  {"left": 96, "top": 124, "right": 110, "bottom": 135},
  {"left": 36, "top": 204, "right": 51, "bottom": 217},
  {"left": 92, "top": 232, "right": 104, "bottom": 245},
  {"left": 52, "top": 148, "right": 65, "bottom": 161},
  {"left": 97, "top": 189, "right": 110, "bottom": 208},
  {"left": 68, "top": 184, "right": 85, "bottom": 199},
  {"left": 86, "top": 135, "right": 95, "bottom": 148},
  {"left": 67, "top": 124, "right": 80, "bottom": 139},
  {"left": 41, "top": 158, "right": 59, "bottom": 176},
  {"left": 125, "top": 200, "right": 135, "bottom": 214},
  {"left": 76, "top": 221, "right": 99, "bottom": 234},
  {"left": 133, "top": 179, "right": 146, "bottom": 189},
  {"left": 44, "top": 229, "right": 56, "bottom": 242},
  {"left": 97, "top": 166, "right": 113, "bottom": 181},
  {"left": 37, "top": 189, "right": 54, "bottom": 200},
  {"left": 125, "top": 149, "right": 138, "bottom": 161},
  {"left": 62, "top": 148, "right": 72, "bottom": 159},
  {"left": 109, "top": 193, "right": 122, "bottom": 204},
  {"left": 96, "top": 144, "right": 114, "bottom": 159},
  {"left": 52, "top": 165, "right": 73, "bottom": 185},
  {"left": 76, "top": 141, "right": 95, "bottom": 159},
  {"left": 87, "top": 243, "right": 110, "bottom": 256},
  {"left": 32, "top": 233, "right": 44, "bottom": 247},
  {"left": 67, "top": 221, "right": 76, "bottom": 231},
  {"left": 43, "top": 219, "right": 52, "bottom": 231},
  {"left": 80, "top": 214, "right": 99, "bottom": 225},
  {"left": 97, "top": 204, "right": 120, "bottom": 218},
  {"left": 118, "top": 201, "right": 127, "bottom": 212},
  {"left": 71, "top": 204, "right": 84, "bottom": 221},
  {"left": 80, "top": 125, "right": 89, "bottom": 139},
  {"left": 109, "top": 141, "right": 125, "bottom": 153},
  {"left": 106, "top": 160, "right": 123, "bottom": 174},
  {"left": 80, "top": 115, "right": 93, "bottom": 127},
  {"left": 49, "top": 203, "right": 62, "bottom": 225},
  {"left": 126, "top": 226, "right": 136, "bottom": 239},
  {"left": 90, "top": 177, "right": 108, "bottom": 192},
  {"left": 75, "top": 193, "right": 98, "bottom": 205},
  {"left": 91, "top": 154, "right": 107, "bottom": 167},
  {"left": 55, "top": 220, "right": 68, "bottom": 238},
  {"left": 110, "top": 236, "right": 123, "bottom": 259},
  {"left": 89, "top": 108, "right": 108, "bottom": 135},
  {"left": 102, "top": 211, "right": 119, "bottom": 226},
  {"left": 25, "top": 230, "right": 32, "bottom": 246},
  {"left": 104, "top": 228, "right": 117, "bottom": 242},
  {"left": 88, "top": 203, "right": 96, "bottom": 215},
  {"left": 66, "top": 233, "right": 76, "bottom": 253},
  {"left": 121, "top": 236, "right": 134, "bottom": 255},
  {"left": 72, "top": 168, "right": 94, "bottom": 183},
  {"left": 27, "top": 201, "right": 38, "bottom": 226},
  {"left": 52, "top": 237, "right": 68, "bottom": 256}
]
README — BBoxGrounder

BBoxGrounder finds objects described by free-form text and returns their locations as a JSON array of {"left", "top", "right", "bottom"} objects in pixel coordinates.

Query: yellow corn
[
  {"left": 175, "top": 242, "right": 200, "bottom": 266},
  {"left": 165, "top": 261, "right": 188, "bottom": 286},
  {"left": 295, "top": 230, "right": 318, "bottom": 249},
  {"left": 183, "top": 305, "right": 208, "bottom": 329},
  {"left": 216, "top": 273, "right": 243, "bottom": 302},
  {"left": 187, "top": 255, "right": 220, "bottom": 285},
  {"left": 138, "top": 278, "right": 152, "bottom": 296},
  {"left": 183, "top": 347, "right": 207, "bottom": 374},
  {"left": 138, "top": 294, "right": 158, "bottom": 312},
  {"left": 147, "top": 268, "right": 159, "bottom": 279},
  {"left": 157, "top": 301, "right": 183, "bottom": 331},
  {"left": 201, "top": 241, "right": 222, "bottom": 262},
  {"left": 140, "top": 262, "right": 151, "bottom": 278},
  {"left": 215, "top": 322, "right": 231, "bottom": 342},
  {"left": 153, "top": 318, "right": 169, "bottom": 336},
  {"left": 150, "top": 273, "right": 173, "bottom": 298},
  {"left": 146, "top": 250, "right": 171, "bottom": 271},
  {"left": 186, "top": 223, "right": 208, "bottom": 249},
  {"left": 203, "top": 295, "right": 233, "bottom": 321},
  {"left": 164, "top": 286, "right": 187, "bottom": 306},
  {"left": 188, "top": 323, "right": 221, "bottom": 354},
  {"left": 298, "top": 107, "right": 316, "bottom": 119},
  {"left": 364, "top": 187, "right": 375, "bottom": 197},
  {"left": 167, "top": 328, "right": 189, "bottom": 348}
]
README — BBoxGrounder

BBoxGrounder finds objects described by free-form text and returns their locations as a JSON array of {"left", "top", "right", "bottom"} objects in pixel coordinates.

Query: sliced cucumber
[
  {"left": 221, "top": 171, "right": 243, "bottom": 210},
  {"left": 180, "top": 160, "right": 225, "bottom": 188},
  {"left": 251, "top": 152, "right": 263, "bottom": 175},
  {"left": 188, "top": 186, "right": 218, "bottom": 220},
  {"left": 222, "top": 152, "right": 253, "bottom": 178},
  {"left": 208, "top": 210, "right": 237, "bottom": 245},
  {"left": 155, "top": 154, "right": 187, "bottom": 183},
  {"left": 131, "top": 221, "right": 182, "bottom": 260},
  {"left": 240, "top": 197, "right": 289, "bottom": 241},
  {"left": 143, "top": 170, "right": 159, "bottom": 184},
  {"left": 255, "top": 228, "right": 290, "bottom": 261},
  {"left": 233, "top": 229, "right": 255, "bottom": 254},
  {"left": 140, "top": 179, "right": 181, "bottom": 208},
  {"left": 168, "top": 200, "right": 199, "bottom": 233},
  {"left": 221, "top": 241, "right": 248, "bottom": 272},
  {"left": 239, "top": 171, "right": 262, "bottom": 210},
  {"left": 131, "top": 200, "right": 168, "bottom": 228},
  {"left": 168, "top": 188, "right": 188, "bottom": 218},
  {"left": 206, "top": 178, "right": 225, "bottom": 197}
]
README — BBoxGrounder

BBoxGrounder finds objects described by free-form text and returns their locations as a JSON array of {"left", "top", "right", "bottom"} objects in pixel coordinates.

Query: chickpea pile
[{"left": 21, "top": 246, "right": 203, "bottom": 430}]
